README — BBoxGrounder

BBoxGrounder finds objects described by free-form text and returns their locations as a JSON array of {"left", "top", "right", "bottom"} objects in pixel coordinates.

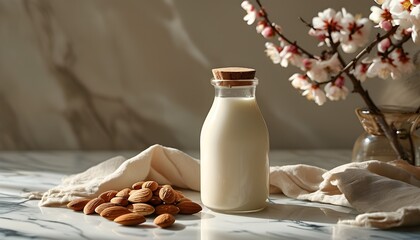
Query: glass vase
[{"left": 352, "top": 106, "right": 420, "bottom": 166}]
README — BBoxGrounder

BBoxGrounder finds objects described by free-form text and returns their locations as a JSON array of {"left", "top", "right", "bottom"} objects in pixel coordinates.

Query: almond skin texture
[
  {"left": 154, "top": 213, "right": 175, "bottom": 228},
  {"left": 95, "top": 202, "right": 117, "bottom": 214},
  {"left": 110, "top": 197, "right": 129, "bottom": 206},
  {"left": 67, "top": 198, "right": 91, "bottom": 211},
  {"left": 83, "top": 198, "right": 105, "bottom": 215},
  {"left": 128, "top": 188, "right": 153, "bottom": 203},
  {"left": 100, "top": 206, "right": 132, "bottom": 220},
  {"left": 142, "top": 181, "right": 159, "bottom": 191},
  {"left": 128, "top": 203, "right": 155, "bottom": 216},
  {"left": 177, "top": 201, "right": 202, "bottom": 214},
  {"left": 114, "top": 213, "right": 146, "bottom": 226},
  {"left": 155, "top": 204, "right": 180, "bottom": 215},
  {"left": 159, "top": 187, "right": 176, "bottom": 204},
  {"left": 99, "top": 190, "right": 118, "bottom": 202}
]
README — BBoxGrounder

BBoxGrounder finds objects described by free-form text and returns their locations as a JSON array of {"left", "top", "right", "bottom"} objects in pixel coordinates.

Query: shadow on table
[{"left": 212, "top": 196, "right": 357, "bottom": 224}]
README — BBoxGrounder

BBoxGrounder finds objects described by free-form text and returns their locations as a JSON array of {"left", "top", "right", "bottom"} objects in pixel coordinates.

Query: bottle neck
[{"left": 211, "top": 78, "right": 258, "bottom": 98}]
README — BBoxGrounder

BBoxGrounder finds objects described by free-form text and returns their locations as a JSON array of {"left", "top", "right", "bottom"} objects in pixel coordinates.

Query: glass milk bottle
[{"left": 200, "top": 67, "right": 269, "bottom": 213}]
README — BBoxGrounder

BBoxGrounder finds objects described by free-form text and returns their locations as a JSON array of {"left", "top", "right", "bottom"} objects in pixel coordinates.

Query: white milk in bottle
[{"left": 200, "top": 67, "right": 269, "bottom": 213}]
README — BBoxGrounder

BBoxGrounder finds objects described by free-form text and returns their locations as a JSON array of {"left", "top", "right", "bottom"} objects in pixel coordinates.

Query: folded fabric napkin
[{"left": 30, "top": 144, "right": 420, "bottom": 229}]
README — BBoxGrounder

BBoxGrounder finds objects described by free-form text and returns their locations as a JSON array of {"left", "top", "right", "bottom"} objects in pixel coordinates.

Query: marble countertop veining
[{"left": 0, "top": 150, "right": 420, "bottom": 240}]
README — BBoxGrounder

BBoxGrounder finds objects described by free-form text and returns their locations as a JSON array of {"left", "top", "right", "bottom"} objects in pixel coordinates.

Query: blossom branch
[
  {"left": 242, "top": 0, "right": 419, "bottom": 162},
  {"left": 255, "top": 0, "right": 315, "bottom": 59},
  {"left": 327, "top": 26, "right": 398, "bottom": 84}
]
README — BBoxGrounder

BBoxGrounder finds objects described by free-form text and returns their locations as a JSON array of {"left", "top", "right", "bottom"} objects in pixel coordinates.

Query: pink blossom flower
[
  {"left": 264, "top": 42, "right": 282, "bottom": 64},
  {"left": 261, "top": 26, "right": 275, "bottom": 38},
  {"left": 302, "top": 85, "right": 327, "bottom": 106},
  {"left": 378, "top": 38, "right": 392, "bottom": 52},
  {"left": 289, "top": 73, "right": 311, "bottom": 90},
  {"left": 340, "top": 8, "right": 372, "bottom": 53},
  {"left": 324, "top": 77, "right": 349, "bottom": 101},
  {"left": 256, "top": 20, "right": 267, "bottom": 33},
  {"left": 241, "top": 1, "right": 257, "bottom": 25}
]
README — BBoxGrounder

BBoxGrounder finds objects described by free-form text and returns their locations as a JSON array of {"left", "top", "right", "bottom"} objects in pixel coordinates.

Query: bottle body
[{"left": 200, "top": 81, "right": 269, "bottom": 212}]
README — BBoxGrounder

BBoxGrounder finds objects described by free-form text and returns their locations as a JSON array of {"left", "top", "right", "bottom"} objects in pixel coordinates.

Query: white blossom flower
[
  {"left": 241, "top": 1, "right": 257, "bottom": 25},
  {"left": 306, "top": 60, "right": 329, "bottom": 83},
  {"left": 366, "top": 57, "right": 401, "bottom": 79},
  {"left": 389, "top": 0, "right": 412, "bottom": 24},
  {"left": 311, "top": 8, "right": 343, "bottom": 44},
  {"left": 305, "top": 54, "right": 342, "bottom": 83},
  {"left": 265, "top": 42, "right": 282, "bottom": 64},
  {"left": 278, "top": 45, "right": 303, "bottom": 68},
  {"left": 289, "top": 73, "right": 311, "bottom": 90},
  {"left": 351, "top": 60, "right": 371, "bottom": 82},
  {"left": 324, "top": 77, "right": 349, "bottom": 101},
  {"left": 391, "top": 49, "right": 415, "bottom": 75},
  {"left": 340, "top": 8, "right": 372, "bottom": 53},
  {"left": 370, "top": 0, "right": 394, "bottom": 31},
  {"left": 410, "top": 5, "right": 420, "bottom": 43},
  {"left": 302, "top": 85, "right": 327, "bottom": 106}
]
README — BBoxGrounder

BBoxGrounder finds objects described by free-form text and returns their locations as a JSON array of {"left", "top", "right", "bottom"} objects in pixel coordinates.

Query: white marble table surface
[{"left": 1, "top": 150, "right": 420, "bottom": 240}]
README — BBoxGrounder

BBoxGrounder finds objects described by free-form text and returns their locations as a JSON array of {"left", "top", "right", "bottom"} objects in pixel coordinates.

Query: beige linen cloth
[{"left": 29, "top": 144, "right": 420, "bottom": 229}]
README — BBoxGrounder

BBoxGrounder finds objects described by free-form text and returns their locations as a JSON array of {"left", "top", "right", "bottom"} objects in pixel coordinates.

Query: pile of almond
[{"left": 66, "top": 180, "right": 202, "bottom": 228}]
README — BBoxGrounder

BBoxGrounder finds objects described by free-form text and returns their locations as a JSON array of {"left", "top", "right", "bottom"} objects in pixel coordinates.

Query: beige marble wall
[{"left": 0, "top": 0, "right": 419, "bottom": 150}]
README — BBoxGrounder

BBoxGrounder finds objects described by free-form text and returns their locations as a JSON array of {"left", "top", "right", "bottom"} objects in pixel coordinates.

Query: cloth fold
[{"left": 32, "top": 144, "right": 420, "bottom": 229}]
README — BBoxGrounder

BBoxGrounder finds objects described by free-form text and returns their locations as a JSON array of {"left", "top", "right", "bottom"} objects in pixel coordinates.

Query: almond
[
  {"left": 128, "top": 203, "right": 155, "bottom": 216},
  {"left": 176, "top": 197, "right": 192, "bottom": 204},
  {"left": 154, "top": 213, "right": 175, "bottom": 228},
  {"left": 67, "top": 198, "right": 91, "bottom": 211},
  {"left": 162, "top": 184, "right": 173, "bottom": 189},
  {"left": 110, "top": 196, "right": 129, "bottom": 206},
  {"left": 116, "top": 188, "right": 131, "bottom": 198},
  {"left": 155, "top": 204, "right": 180, "bottom": 215},
  {"left": 142, "top": 181, "right": 159, "bottom": 191},
  {"left": 148, "top": 195, "right": 163, "bottom": 206},
  {"left": 99, "top": 190, "right": 118, "bottom": 202},
  {"left": 83, "top": 198, "right": 105, "bottom": 215},
  {"left": 128, "top": 188, "right": 153, "bottom": 203},
  {"left": 159, "top": 187, "right": 176, "bottom": 204},
  {"left": 114, "top": 213, "right": 146, "bottom": 226},
  {"left": 131, "top": 181, "right": 145, "bottom": 190},
  {"left": 100, "top": 206, "right": 132, "bottom": 220},
  {"left": 177, "top": 201, "right": 202, "bottom": 215},
  {"left": 153, "top": 186, "right": 163, "bottom": 196},
  {"left": 174, "top": 191, "right": 184, "bottom": 202},
  {"left": 95, "top": 202, "right": 117, "bottom": 214}
]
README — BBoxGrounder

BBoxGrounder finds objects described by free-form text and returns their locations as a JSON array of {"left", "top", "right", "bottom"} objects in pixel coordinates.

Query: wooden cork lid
[
  {"left": 211, "top": 67, "right": 256, "bottom": 87},
  {"left": 212, "top": 67, "right": 256, "bottom": 80}
]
